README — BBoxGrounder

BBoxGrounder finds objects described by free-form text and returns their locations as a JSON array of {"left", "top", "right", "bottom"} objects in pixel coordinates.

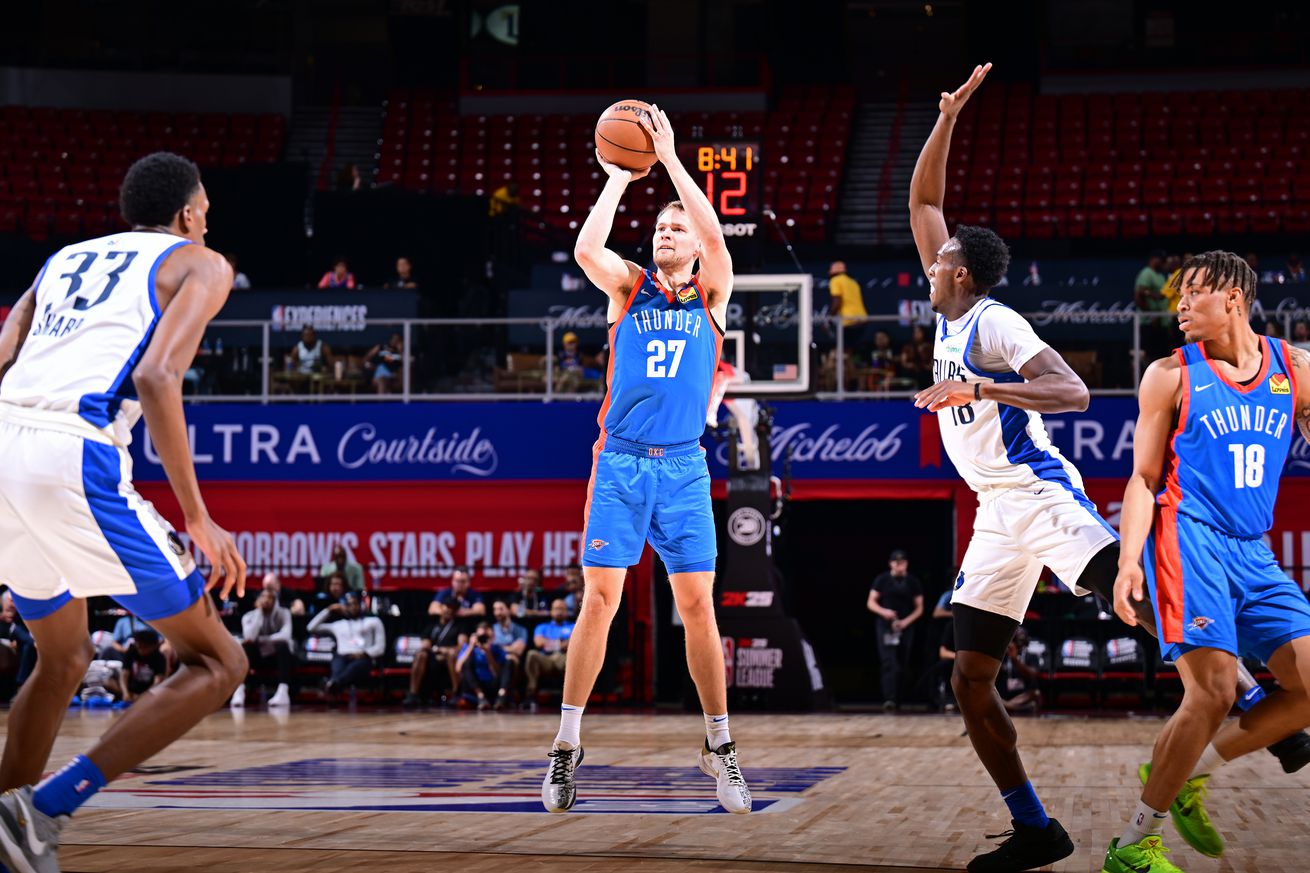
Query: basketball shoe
[
  {"left": 966, "top": 818, "right": 1074, "bottom": 872},
  {"left": 697, "top": 740, "right": 751, "bottom": 814},
  {"left": 0, "top": 786, "right": 65, "bottom": 873},
  {"left": 1138, "top": 762, "right": 1222, "bottom": 857},
  {"left": 541, "top": 742, "right": 583, "bottom": 813},
  {"left": 1267, "top": 731, "right": 1310, "bottom": 773},
  {"left": 1101, "top": 835, "right": 1182, "bottom": 873}
]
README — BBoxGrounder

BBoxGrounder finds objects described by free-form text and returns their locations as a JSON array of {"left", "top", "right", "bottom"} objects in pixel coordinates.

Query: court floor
[{"left": 12, "top": 709, "right": 1309, "bottom": 872}]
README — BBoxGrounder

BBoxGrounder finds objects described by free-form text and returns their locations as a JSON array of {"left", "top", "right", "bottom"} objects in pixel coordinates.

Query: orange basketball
[{"left": 594, "top": 99, "right": 658, "bottom": 171}]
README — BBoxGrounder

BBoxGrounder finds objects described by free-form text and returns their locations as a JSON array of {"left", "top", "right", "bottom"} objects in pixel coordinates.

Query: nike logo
[
  {"left": 711, "top": 716, "right": 728, "bottom": 722},
  {"left": 1194, "top": 383, "right": 1215, "bottom": 392},
  {"left": 15, "top": 794, "right": 47, "bottom": 855}
]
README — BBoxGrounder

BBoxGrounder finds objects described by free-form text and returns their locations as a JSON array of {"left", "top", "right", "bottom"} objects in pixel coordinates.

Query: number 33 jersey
[
  {"left": 933, "top": 298, "right": 1084, "bottom": 493},
  {"left": 599, "top": 269, "right": 724, "bottom": 445},
  {"left": 0, "top": 232, "right": 192, "bottom": 440}
]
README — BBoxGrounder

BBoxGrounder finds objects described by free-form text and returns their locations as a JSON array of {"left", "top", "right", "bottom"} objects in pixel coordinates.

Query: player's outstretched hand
[
  {"left": 1113, "top": 563, "right": 1146, "bottom": 626},
  {"left": 640, "top": 103, "right": 678, "bottom": 166},
  {"left": 595, "top": 149, "right": 649, "bottom": 181},
  {"left": 913, "top": 379, "right": 974, "bottom": 412},
  {"left": 189, "top": 514, "right": 248, "bottom": 600},
  {"left": 939, "top": 62, "right": 992, "bottom": 118}
]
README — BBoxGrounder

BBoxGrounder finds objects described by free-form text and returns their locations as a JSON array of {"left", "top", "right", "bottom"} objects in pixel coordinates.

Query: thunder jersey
[
  {"left": 0, "top": 232, "right": 192, "bottom": 441},
  {"left": 599, "top": 269, "right": 723, "bottom": 445},
  {"left": 1158, "top": 338, "right": 1295, "bottom": 538},
  {"left": 933, "top": 298, "right": 1084, "bottom": 492}
]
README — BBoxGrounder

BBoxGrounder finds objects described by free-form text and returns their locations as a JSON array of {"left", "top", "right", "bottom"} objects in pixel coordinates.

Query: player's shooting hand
[
  {"left": 939, "top": 62, "right": 992, "bottom": 118},
  {"left": 188, "top": 514, "right": 247, "bottom": 600},
  {"left": 641, "top": 104, "right": 678, "bottom": 165},
  {"left": 1113, "top": 563, "right": 1146, "bottom": 626},
  {"left": 914, "top": 379, "right": 975, "bottom": 412},
  {"left": 595, "top": 149, "right": 648, "bottom": 181}
]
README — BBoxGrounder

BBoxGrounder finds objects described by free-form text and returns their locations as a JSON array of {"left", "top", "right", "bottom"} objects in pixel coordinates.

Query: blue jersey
[
  {"left": 1159, "top": 337, "right": 1295, "bottom": 538},
  {"left": 598, "top": 269, "right": 723, "bottom": 445}
]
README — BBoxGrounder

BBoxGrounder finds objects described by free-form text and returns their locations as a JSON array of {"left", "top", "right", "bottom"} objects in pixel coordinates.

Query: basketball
[{"left": 594, "top": 99, "right": 658, "bottom": 171}]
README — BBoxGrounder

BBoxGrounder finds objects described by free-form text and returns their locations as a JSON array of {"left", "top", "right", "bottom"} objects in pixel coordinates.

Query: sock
[
  {"left": 33, "top": 755, "right": 107, "bottom": 819},
  {"left": 1000, "top": 780, "right": 1049, "bottom": 829},
  {"left": 1189, "top": 743, "right": 1227, "bottom": 780},
  {"left": 705, "top": 712, "right": 732, "bottom": 748},
  {"left": 555, "top": 703, "right": 584, "bottom": 748},
  {"left": 1120, "top": 799, "right": 1168, "bottom": 847},
  {"left": 1238, "top": 684, "right": 1266, "bottom": 711}
]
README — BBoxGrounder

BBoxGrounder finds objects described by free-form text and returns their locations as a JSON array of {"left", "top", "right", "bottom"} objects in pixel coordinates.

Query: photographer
[{"left": 456, "top": 621, "right": 511, "bottom": 711}]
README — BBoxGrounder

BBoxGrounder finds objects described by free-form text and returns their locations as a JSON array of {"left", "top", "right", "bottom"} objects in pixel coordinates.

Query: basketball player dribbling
[
  {"left": 1103, "top": 252, "right": 1310, "bottom": 872},
  {"left": 539, "top": 105, "right": 751, "bottom": 815},
  {"left": 0, "top": 152, "right": 248, "bottom": 873}
]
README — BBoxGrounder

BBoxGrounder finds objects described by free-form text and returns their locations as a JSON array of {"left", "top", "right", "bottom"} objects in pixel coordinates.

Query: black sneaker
[
  {"left": 401, "top": 693, "right": 421, "bottom": 709},
  {"left": 1267, "top": 731, "right": 1310, "bottom": 774},
  {"left": 967, "top": 818, "right": 1074, "bottom": 872}
]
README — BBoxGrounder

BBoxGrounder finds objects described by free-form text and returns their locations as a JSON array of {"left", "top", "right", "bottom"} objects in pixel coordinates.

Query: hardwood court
[{"left": 17, "top": 709, "right": 1310, "bottom": 872}]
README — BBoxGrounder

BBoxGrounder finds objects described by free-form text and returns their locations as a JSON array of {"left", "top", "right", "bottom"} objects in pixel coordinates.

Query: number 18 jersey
[
  {"left": 599, "top": 269, "right": 724, "bottom": 445},
  {"left": 0, "top": 232, "right": 192, "bottom": 440}
]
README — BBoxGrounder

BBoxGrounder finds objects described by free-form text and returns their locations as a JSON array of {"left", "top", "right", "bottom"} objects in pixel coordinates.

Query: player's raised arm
[
  {"left": 643, "top": 105, "right": 733, "bottom": 305},
  {"left": 0, "top": 283, "right": 37, "bottom": 384},
  {"left": 1113, "top": 356, "right": 1181, "bottom": 625},
  {"left": 909, "top": 63, "right": 991, "bottom": 276},
  {"left": 135, "top": 245, "right": 246, "bottom": 597},
  {"left": 574, "top": 152, "right": 646, "bottom": 306}
]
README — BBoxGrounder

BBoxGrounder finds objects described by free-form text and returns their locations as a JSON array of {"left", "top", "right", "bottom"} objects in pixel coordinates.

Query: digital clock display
[{"left": 680, "top": 142, "right": 761, "bottom": 220}]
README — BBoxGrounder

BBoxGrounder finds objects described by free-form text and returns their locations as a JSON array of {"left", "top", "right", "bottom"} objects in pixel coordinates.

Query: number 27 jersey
[{"left": 599, "top": 269, "right": 724, "bottom": 445}]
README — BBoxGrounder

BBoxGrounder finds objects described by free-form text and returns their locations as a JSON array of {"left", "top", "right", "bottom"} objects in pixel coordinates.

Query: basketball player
[
  {"left": 540, "top": 105, "right": 751, "bottom": 815},
  {"left": 0, "top": 152, "right": 248, "bottom": 872},
  {"left": 1103, "top": 253, "right": 1310, "bottom": 872}
]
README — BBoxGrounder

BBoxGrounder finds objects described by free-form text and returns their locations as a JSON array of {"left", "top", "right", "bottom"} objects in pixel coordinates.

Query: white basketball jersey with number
[
  {"left": 932, "top": 298, "right": 1084, "bottom": 493},
  {"left": 0, "top": 232, "right": 192, "bottom": 441}
]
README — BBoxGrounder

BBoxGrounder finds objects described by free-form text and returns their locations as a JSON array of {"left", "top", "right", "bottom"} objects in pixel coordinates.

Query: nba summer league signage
[{"left": 131, "top": 398, "right": 1307, "bottom": 483}]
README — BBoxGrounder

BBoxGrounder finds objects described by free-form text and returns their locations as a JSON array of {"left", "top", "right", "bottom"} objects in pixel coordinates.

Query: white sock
[
  {"left": 705, "top": 712, "right": 731, "bottom": 748},
  {"left": 555, "top": 703, "right": 584, "bottom": 749},
  {"left": 276, "top": 683, "right": 289, "bottom": 695},
  {"left": 1119, "top": 799, "right": 1168, "bottom": 848},
  {"left": 1189, "top": 743, "right": 1227, "bottom": 780}
]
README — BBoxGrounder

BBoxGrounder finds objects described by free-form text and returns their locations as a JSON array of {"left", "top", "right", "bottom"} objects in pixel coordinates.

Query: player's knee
[
  {"left": 1187, "top": 675, "right": 1236, "bottom": 715},
  {"left": 581, "top": 585, "right": 620, "bottom": 617},
  {"left": 951, "top": 655, "right": 998, "bottom": 694},
  {"left": 674, "top": 590, "right": 715, "bottom": 627}
]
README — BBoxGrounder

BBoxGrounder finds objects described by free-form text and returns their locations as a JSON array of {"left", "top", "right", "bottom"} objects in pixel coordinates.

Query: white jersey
[
  {"left": 933, "top": 298, "right": 1084, "bottom": 493},
  {"left": 0, "top": 231, "right": 192, "bottom": 443}
]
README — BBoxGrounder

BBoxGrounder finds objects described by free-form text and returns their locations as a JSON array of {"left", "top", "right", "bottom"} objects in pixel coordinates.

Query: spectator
[
  {"left": 898, "top": 324, "right": 934, "bottom": 389},
  {"left": 263, "top": 572, "right": 306, "bottom": 616},
  {"left": 867, "top": 330, "right": 898, "bottom": 389},
  {"left": 336, "top": 163, "right": 363, "bottom": 192},
  {"left": 827, "top": 260, "right": 868, "bottom": 354},
  {"left": 365, "top": 333, "right": 405, "bottom": 395},
  {"left": 0, "top": 593, "right": 35, "bottom": 700},
  {"left": 866, "top": 549, "right": 924, "bottom": 711},
  {"left": 1135, "top": 249, "right": 1169, "bottom": 362},
  {"left": 1293, "top": 321, "right": 1310, "bottom": 352},
  {"left": 225, "top": 253, "right": 251, "bottom": 290},
  {"left": 121, "top": 630, "right": 167, "bottom": 703},
  {"left": 1265, "top": 320, "right": 1286, "bottom": 339},
  {"left": 935, "top": 610, "right": 958, "bottom": 711},
  {"left": 387, "top": 256, "right": 418, "bottom": 289},
  {"left": 456, "top": 621, "right": 511, "bottom": 710},
  {"left": 1286, "top": 253, "right": 1307, "bottom": 283},
  {"left": 488, "top": 182, "right": 520, "bottom": 217},
  {"left": 233, "top": 587, "right": 293, "bottom": 708},
  {"left": 556, "top": 332, "right": 585, "bottom": 392},
  {"left": 428, "top": 566, "right": 486, "bottom": 631},
  {"left": 513, "top": 569, "right": 551, "bottom": 621},
  {"left": 309, "top": 571, "right": 349, "bottom": 617},
  {"left": 306, "top": 592, "right": 386, "bottom": 697},
  {"left": 318, "top": 258, "right": 357, "bottom": 290},
  {"left": 403, "top": 600, "right": 462, "bottom": 707},
  {"left": 107, "top": 611, "right": 151, "bottom": 658},
  {"left": 997, "top": 628, "right": 1042, "bottom": 713},
  {"left": 525, "top": 599, "right": 574, "bottom": 701},
  {"left": 491, "top": 599, "right": 528, "bottom": 688},
  {"left": 931, "top": 588, "right": 953, "bottom": 620},
  {"left": 290, "top": 325, "right": 333, "bottom": 376},
  {"left": 319, "top": 544, "right": 365, "bottom": 591}
]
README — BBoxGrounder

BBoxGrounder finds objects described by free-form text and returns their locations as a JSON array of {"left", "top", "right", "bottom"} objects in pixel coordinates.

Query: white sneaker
[
  {"left": 541, "top": 742, "right": 584, "bottom": 813},
  {"left": 268, "top": 684, "right": 291, "bottom": 707},
  {"left": 698, "top": 740, "right": 752, "bottom": 814},
  {"left": 230, "top": 685, "right": 246, "bottom": 708}
]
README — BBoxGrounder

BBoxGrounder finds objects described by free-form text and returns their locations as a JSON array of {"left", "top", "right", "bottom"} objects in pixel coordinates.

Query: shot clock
[{"left": 678, "top": 141, "right": 762, "bottom": 223}]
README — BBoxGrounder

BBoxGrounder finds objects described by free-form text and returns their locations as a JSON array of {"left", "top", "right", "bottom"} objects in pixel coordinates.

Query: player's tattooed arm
[
  {"left": 0, "top": 287, "right": 35, "bottom": 384},
  {"left": 1288, "top": 345, "right": 1310, "bottom": 444}
]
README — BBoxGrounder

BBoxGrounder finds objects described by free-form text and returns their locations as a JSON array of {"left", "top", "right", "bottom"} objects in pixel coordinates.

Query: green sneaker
[
  {"left": 1101, "top": 835, "right": 1184, "bottom": 873},
  {"left": 1138, "top": 762, "right": 1224, "bottom": 857}
]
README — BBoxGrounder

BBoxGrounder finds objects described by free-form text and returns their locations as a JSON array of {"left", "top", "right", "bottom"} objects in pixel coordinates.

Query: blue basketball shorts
[
  {"left": 0, "top": 417, "right": 205, "bottom": 623},
  {"left": 582, "top": 434, "right": 717, "bottom": 575},
  {"left": 1145, "top": 505, "right": 1310, "bottom": 663}
]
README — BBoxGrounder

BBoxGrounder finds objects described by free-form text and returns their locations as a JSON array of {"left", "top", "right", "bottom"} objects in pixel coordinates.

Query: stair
[
  {"left": 284, "top": 105, "right": 384, "bottom": 193},
  {"left": 835, "top": 104, "right": 939, "bottom": 247}
]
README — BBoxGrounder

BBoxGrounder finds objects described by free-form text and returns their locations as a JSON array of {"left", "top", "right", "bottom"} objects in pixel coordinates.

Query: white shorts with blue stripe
[{"left": 0, "top": 410, "right": 204, "bottom": 622}]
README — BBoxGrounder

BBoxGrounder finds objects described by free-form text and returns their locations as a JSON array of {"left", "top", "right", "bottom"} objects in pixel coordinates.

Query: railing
[{"left": 186, "top": 311, "right": 1299, "bottom": 403}]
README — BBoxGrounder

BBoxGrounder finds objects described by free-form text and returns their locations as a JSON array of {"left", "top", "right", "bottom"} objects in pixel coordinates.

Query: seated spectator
[
  {"left": 0, "top": 593, "right": 35, "bottom": 701},
  {"left": 233, "top": 587, "right": 293, "bottom": 708},
  {"left": 263, "top": 572, "right": 306, "bottom": 616},
  {"left": 336, "top": 164, "right": 363, "bottom": 192},
  {"left": 1265, "top": 320, "right": 1285, "bottom": 339},
  {"left": 309, "top": 571, "right": 350, "bottom": 616},
  {"left": 936, "top": 615, "right": 957, "bottom": 712},
  {"left": 105, "top": 611, "right": 151, "bottom": 659},
  {"left": 428, "top": 566, "right": 486, "bottom": 633},
  {"left": 557, "top": 566, "right": 585, "bottom": 619},
  {"left": 225, "top": 252, "right": 251, "bottom": 290},
  {"left": 556, "top": 332, "right": 585, "bottom": 391},
  {"left": 387, "top": 256, "right": 418, "bottom": 289},
  {"left": 290, "top": 325, "right": 333, "bottom": 376},
  {"left": 491, "top": 600, "right": 528, "bottom": 686},
  {"left": 319, "top": 544, "right": 365, "bottom": 591},
  {"left": 513, "top": 569, "right": 551, "bottom": 621},
  {"left": 318, "top": 257, "right": 357, "bottom": 290},
  {"left": 1287, "top": 253, "right": 1307, "bottom": 284},
  {"left": 898, "top": 325, "right": 934, "bottom": 389},
  {"left": 869, "top": 330, "right": 897, "bottom": 372},
  {"left": 403, "top": 600, "right": 462, "bottom": 707},
  {"left": 995, "top": 627, "right": 1042, "bottom": 713},
  {"left": 1294, "top": 321, "right": 1310, "bottom": 352},
  {"left": 488, "top": 182, "right": 520, "bottom": 217},
  {"left": 456, "top": 621, "right": 512, "bottom": 710},
  {"left": 306, "top": 592, "right": 386, "bottom": 697},
  {"left": 525, "top": 599, "right": 574, "bottom": 700},
  {"left": 121, "top": 630, "right": 167, "bottom": 703},
  {"left": 931, "top": 588, "right": 953, "bottom": 620},
  {"left": 365, "top": 333, "right": 405, "bottom": 395}
]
